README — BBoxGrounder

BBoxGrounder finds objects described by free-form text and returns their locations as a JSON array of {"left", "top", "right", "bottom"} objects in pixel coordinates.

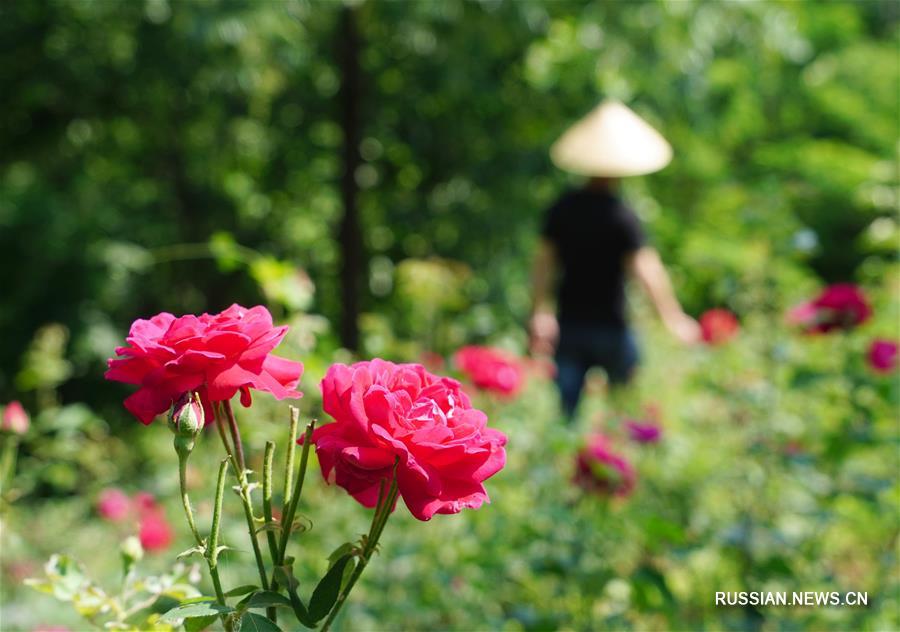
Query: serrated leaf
[
  {"left": 185, "top": 614, "right": 219, "bottom": 632},
  {"left": 245, "top": 591, "right": 293, "bottom": 610},
  {"left": 160, "top": 601, "right": 233, "bottom": 623},
  {"left": 308, "top": 555, "right": 353, "bottom": 623},
  {"left": 224, "top": 584, "right": 260, "bottom": 598},
  {"left": 240, "top": 612, "right": 282, "bottom": 632}
]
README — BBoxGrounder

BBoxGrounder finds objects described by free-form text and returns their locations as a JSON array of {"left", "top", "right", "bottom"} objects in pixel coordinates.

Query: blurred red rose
[
  {"left": 97, "top": 488, "right": 131, "bottom": 522},
  {"left": 105, "top": 304, "right": 303, "bottom": 424},
  {"left": 788, "top": 284, "right": 872, "bottom": 334},
  {"left": 310, "top": 359, "right": 508, "bottom": 521},
  {"left": 699, "top": 309, "right": 740, "bottom": 345},
  {"left": 574, "top": 434, "right": 636, "bottom": 497},
  {"left": 2, "top": 401, "right": 29, "bottom": 435},
  {"left": 454, "top": 346, "right": 523, "bottom": 396},
  {"left": 139, "top": 511, "right": 174, "bottom": 552},
  {"left": 868, "top": 339, "right": 898, "bottom": 373}
]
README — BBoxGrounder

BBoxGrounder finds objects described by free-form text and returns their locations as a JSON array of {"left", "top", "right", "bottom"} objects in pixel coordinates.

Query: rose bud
[
  {"left": 120, "top": 535, "right": 144, "bottom": 569},
  {"left": 168, "top": 392, "right": 203, "bottom": 458},
  {"left": 2, "top": 401, "right": 29, "bottom": 435}
]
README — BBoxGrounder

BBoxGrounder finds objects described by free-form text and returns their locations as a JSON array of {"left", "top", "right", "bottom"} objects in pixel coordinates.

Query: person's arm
[
  {"left": 529, "top": 238, "right": 560, "bottom": 355},
  {"left": 627, "top": 246, "right": 700, "bottom": 344}
]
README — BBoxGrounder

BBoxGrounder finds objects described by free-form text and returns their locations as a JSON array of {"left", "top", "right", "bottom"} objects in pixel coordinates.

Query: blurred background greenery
[{"left": 1, "top": 0, "right": 898, "bottom": 630}]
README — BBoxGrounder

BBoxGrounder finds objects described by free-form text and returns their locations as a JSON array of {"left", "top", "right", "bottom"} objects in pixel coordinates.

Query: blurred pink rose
[
  {"left": 574, "top": 434, "right": 636, "bottom": 497},
  {"left": 97, "top": 488, "right": 131, "bottom": 522},
  {"left": 624, "top": 419, "right": 662, "bottom": 444},
  {"left": 139, "top": 511, "right": 174, "bottom": 552},
  {"left": 310, "top": 359, "right": 508, "bottom": 521},
  {"left": 868, "top": 339, "right": 898, "bottom": 373},
  {"left": 2, "top": 401, "right": 29, "bottom": 435},
  {"left": 788, "top": 284, "right": 872, "bottom": 334},
  {"left": 105, "top": 304, "right": 303, "bottom": 424},
  {"left": 454, "top": 345, "right": 523, "bottom": 396}
]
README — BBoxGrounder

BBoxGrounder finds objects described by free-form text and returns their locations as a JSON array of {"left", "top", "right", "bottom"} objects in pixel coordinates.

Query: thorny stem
[
  {"left": 283, "top": 406, "right": 300, "bottom": 502},
  {"left": 209, "top": 459, "right": 232, "bottom": 632},
  {"left": 269, "top": 419, "right": 315, "bottom": 599},
  {"left": 277, "top": 420, "right": 316, "bottom": 565},
  {"left": 215, "top": 401, "right": 270, "bottom": 593},
  {"left": 262, "top": 440, "right": 280, "bottom": 624},
  {"left": 320, "top": 465, "right": 400, "bottom": 632}
]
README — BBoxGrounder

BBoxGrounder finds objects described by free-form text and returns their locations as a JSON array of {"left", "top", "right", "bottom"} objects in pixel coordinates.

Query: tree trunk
[{"left": 337, "top": 5, "right": 362, "bottom": 351}]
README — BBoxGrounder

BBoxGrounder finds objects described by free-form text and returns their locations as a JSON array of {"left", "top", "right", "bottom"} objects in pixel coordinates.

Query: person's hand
[
  {"left": 664, "top": 311, "right": 701, "bottom": 345},
  {"left": 529, "top": 310, "right": 559, "bottom": 356}
]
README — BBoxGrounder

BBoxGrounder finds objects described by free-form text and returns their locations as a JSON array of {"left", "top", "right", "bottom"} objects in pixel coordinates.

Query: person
[{"left": 530, "top": 100, "right": 699, "bottom": 419}]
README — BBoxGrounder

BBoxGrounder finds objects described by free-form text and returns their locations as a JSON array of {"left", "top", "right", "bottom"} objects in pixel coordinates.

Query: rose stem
[
  {"left": 209, "top": 458, "right": 233, "bottom": 632},
  {"left": 177, "top": 450, "right": 203, "bottom": 544},
  {"left": 320, "top": 467, "right": 400, "bottom": 632},
  {"left": 262, "top": 441, "right": 279, "bottom": 624},
  {"left": 276, "top": 419, "right": 315, "bottom": 565},
  {"left": 283, "top": 406, "right": 300, "bottom": 502},
  {"left": 269, "top": 419, "right": 315, "bottom": 599},
  {"left": 216, "top": 401, "right": 270, "bottom": 593}
]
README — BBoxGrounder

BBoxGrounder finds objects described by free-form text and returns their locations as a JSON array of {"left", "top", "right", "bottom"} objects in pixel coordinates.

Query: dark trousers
[{"left": 555, "top": 322, "right": 639, "bottom": 418}]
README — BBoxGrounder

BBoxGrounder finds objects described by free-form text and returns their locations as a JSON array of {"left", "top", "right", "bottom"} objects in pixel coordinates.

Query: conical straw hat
[{"left": 550, "top": 100, "right": 672, "bottom": 177}]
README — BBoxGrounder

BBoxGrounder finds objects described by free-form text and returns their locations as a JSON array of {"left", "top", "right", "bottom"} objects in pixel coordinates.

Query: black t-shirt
[{"left": 541, "top": 188, "right": 645, "bottom": 327}]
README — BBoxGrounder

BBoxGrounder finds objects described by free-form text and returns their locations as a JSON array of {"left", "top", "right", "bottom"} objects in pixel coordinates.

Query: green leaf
[
  {"left": 240, "top": 612, "right": 283, "bottom": 632},
  {"left": 327, "top": 542, "right": 356, "bottom": 568},
  {"left": 160, "top": 601, "right": 234, "bottom": 623},
  {"left": 225, "top": 584, "right": 260, "bottom": 598},
  {"left": 244, "top": 591, "right": 293, "bottom": 610},
  {"left": 185, "top": 614, "right": 219, "bottom": 632},
  {"left": 340, "top": 558, "right": 357, "bottom": 593},
  {"left": 308, "top": 555, "right": 353, "bottom": 623},
  {"left": 176, "top": 545, "right": 206, "bottom": 560}
]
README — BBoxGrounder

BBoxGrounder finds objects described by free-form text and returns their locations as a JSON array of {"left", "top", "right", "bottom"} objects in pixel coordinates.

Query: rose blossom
[
  {"left": 2, "top": 401, "right": 29, "bottom": 435},
  {"left": 138, "top": 511, "right": 174, "bottom": 552},
  {"left": 105, "top": 304, "right": 303, "bottom": 424},
  {"left": 97, "top": 488, "right": 131, "bottom": 522},
  {"left": 624, "top": 419, "right": 662, "bottom": 444},
  {"left": 868, "top": 339, "right": 898, "bottom": 373},
  {"left": 453, "top": 346, "right": 523, "bottom": 396},
  {"left": 573, "top": 434, "right": 636, "bottom": 497},
  {"left": 787, "top": 284, "right": 872, "bottom": 334},
  {"left": 309, "top": 359, "right": 508, "bottom": 521},
  {"left": 699, "top": 308, "right": 739, "bottom": 345}
]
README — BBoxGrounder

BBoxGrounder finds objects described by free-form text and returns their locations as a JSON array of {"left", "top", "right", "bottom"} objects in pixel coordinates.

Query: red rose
[
  {"left": 788, "top": 284, "right": 872, "bottom": 334},
  {"left": 453, "top": 346, "right": 523, "bottom": 396},
  {"left": 699, "top": 309, "right": 740, "bottom": 345},
  {"left": 139, "top": 511, "right": 174, "bottom": 552},
  {"left": 105, "top": 304, "right": 303, "bottom": 424},
  {"left": 574, "top": 434, "right": 636, "bottom": 497},
  {"left": 868, "top": 339, "right": 898, "bottom": 373},
  {"left": 310, "top": 359, "right": 508, "bottom": 521}
]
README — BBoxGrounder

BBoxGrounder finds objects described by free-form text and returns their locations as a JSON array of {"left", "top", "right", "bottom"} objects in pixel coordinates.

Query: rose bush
[
  {"left": 311, "top": 359, "right": 508, "bottom": 521},
  {"left": 105, "top": 304, "right": 303, "bottom": 424}
]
